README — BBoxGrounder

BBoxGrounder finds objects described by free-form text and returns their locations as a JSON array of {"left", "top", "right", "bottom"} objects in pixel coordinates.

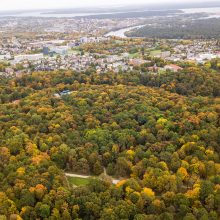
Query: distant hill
[{"left": 74, "top": 10, "right": 182, "bottom": 19}]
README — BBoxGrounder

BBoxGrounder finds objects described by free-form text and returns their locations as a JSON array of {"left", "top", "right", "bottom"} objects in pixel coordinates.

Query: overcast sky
[{"left": 0, "top": 0, "right": 218, "bottom": 11}]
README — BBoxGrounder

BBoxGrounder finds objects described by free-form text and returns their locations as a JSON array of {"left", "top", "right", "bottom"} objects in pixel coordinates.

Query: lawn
[
  {"left": 114, "top": 40, "right": 124, "bottom": 44},
  {"left": 150, "top": 50, "right": 161, "bottom": 56},
  {"left": 129, "top": 53, "right": 139, "bottom": 58},
  {"left": 67, "top": 176, "right": 90, "bottom": 186}
]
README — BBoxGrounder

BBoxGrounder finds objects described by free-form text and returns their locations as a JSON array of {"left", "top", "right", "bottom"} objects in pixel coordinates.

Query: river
[
  {"left": 104, "top": 25, "right": 145, "bottom": 38},
  {"left": 104, "top": 7, "right": 220, "bottom": 38}
]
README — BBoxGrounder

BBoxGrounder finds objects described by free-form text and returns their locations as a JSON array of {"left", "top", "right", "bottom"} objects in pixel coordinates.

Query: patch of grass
[
  {"left": 67, "top": 176, "right": 90, "bottom": 186},
  {"left": 129, "top": 53, "right": 139, "bottom": 58},
  {"left": 158, "top": 68, "right": 166, "bottom": 74},
  {"left": 150, "top": 50, "right": 161, "bottom": 56},
  {"left": 70, "top": 47, "right": 82, "bottom": 53},
  {"left": 114, "top": 40, "right": 124, "bottom": 44}
]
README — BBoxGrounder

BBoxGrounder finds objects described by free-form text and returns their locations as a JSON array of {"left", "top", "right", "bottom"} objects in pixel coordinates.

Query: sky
[{"left": 0, "top": 0, "right": 218, "bottom": 11}]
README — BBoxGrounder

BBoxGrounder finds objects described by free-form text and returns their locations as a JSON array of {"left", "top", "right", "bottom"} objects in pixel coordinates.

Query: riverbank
[{"left": 104, "top": 25, "right": 145, "bottom": 38}]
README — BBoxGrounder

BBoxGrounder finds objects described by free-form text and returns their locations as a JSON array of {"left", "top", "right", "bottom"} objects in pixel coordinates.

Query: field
[
  {"left": 150, "top": 50, "right": 161, "bottom": 56},
  {"left": 67, "top": 176, "right": 90, "bottom": 186},
  {"left": 114, "top": 40, "right": 124, "bottom": 44},
  {"left": 129, "top": 52, "right": 139, "bottom": 58}
]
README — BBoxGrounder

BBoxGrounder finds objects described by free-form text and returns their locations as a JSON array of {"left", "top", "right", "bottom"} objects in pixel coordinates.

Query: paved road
[{"left": 65, "top": 172, "right": 120, "bottom": 185}]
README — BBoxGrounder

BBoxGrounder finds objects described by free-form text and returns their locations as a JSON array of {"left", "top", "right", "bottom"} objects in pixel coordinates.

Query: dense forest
[
  {"left": 0, "top": 68, "right": 220, "bottom": 219},
  {"left": 127, "top": 18, "right": 220, "bottom": 39},
  {"left": 140, "top": 70, "right": 220, "bottom": 97}
]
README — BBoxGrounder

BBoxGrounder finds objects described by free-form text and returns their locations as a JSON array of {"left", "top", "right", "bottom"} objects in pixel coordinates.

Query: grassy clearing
[
  {"left": 129, "top": 53, "right": 139, "bottom": 58},
  {"left": 67, "top": 176, "right": 90, "bottom": 186},
  {"left": 150, "top": 50, "right": 161, "bottom": 56},
  {"left": 114, "top": 40, "right": 124, "bottom": 44}
]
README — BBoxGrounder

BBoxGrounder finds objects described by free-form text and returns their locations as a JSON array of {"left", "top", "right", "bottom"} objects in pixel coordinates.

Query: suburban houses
[{"left": 0, "top": 16, "right": 220, "bottom": 77}]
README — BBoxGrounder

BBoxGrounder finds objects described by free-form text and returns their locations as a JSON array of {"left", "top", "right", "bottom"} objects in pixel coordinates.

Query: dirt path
[
  {"left": 65, "top": 173, "right": 90, "bottom": 179},
  {"left": 65, "top": 172, "right": 120, "bottom": 185}
]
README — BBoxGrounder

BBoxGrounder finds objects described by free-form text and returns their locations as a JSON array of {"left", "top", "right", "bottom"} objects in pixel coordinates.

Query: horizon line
[{"left": 0, "top": 1, "right": 220, "bottom": 12}]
